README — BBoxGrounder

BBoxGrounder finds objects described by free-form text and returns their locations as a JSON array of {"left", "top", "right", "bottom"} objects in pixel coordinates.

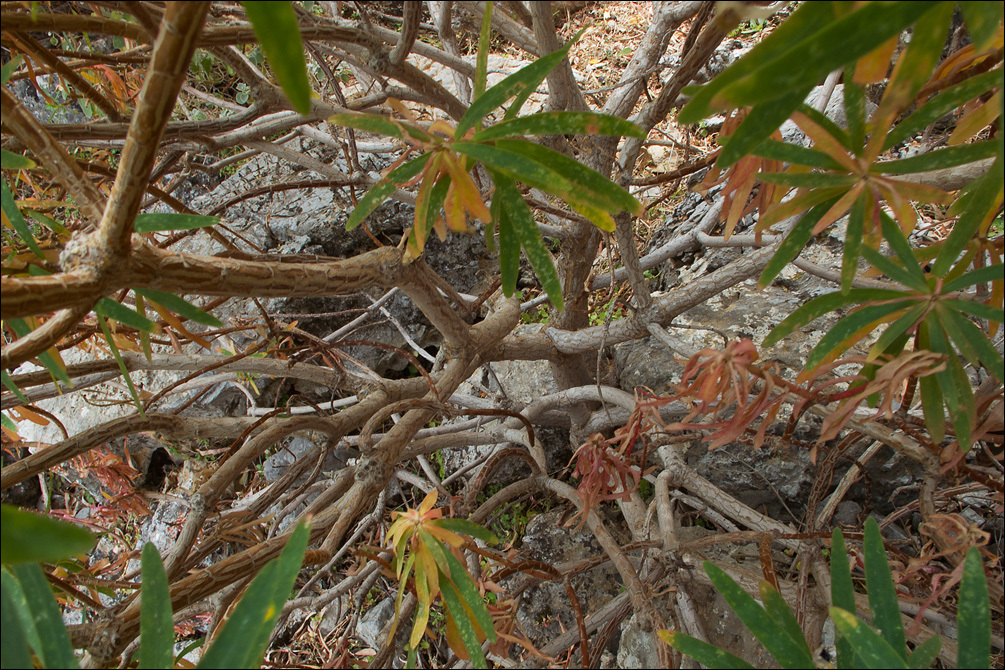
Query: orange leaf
[{"left": 854, "top": 35, "right": 899, "bottom": 85}]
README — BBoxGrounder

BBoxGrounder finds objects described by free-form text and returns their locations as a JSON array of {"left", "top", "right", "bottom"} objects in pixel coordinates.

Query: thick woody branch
[{"left": 96, "top": 1, "right": 210, "bottom": 259}]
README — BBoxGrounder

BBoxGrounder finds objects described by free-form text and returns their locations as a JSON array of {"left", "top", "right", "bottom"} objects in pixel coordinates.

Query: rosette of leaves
[
  {"left": 329, "top": 27, "right": 644, "bottom": 311},
  {"left": 659, "top": 517, "right": 992, "bottom": 669},
  {"left": 1, "top": 504, "right": 310, "bottom": 669},
  {"left": 678, "top": 1, "right": 1003, "bottom": 448},
  {"left": 385, "top": 490, "right": 500, "bottom": 668}
]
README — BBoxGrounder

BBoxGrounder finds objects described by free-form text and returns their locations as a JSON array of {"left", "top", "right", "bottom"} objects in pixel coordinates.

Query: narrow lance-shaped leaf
[
  {"left": 197, "top": 520, "right": 310, "bottom": 669},
  {"left": 884, "top": 69, "right": 1004, "bottom": 151},
  {"left": 474, "top": 0, "right": 492, "bottom": 100},
  {"left": 916, "top": 322, "right": 946, "bottom": 442},
  {"left": 140, "top": 543, "right": 174, "bottom": 670},
  {"left": 758, "top": 581, "right": 813, "bottom": 663},
  {"left": 704, "top": 562, "right": 815, "bottom": 667},
  {"left": 2, "top": 177, "right": 44, "bottom": 258},
  {"left": 863, "top": 518, "right": 907, "bottom": 660},
  {"left": 2, "top": 370, "right": 29, "bottom": 404},
  {"left": 473, "top": 111, "right": 645, "bottom": 142},
  {"left": 7, "top": 318, "right": 71, "bottom": 385},
  {"left": 759, "top": 196, "right": 841, "bottom": 289},
  {"left": 439, "top": 578, "right": 487, "bottom": 669},
  {"left": 493, "top": 175, "right": 563, "bottom": 310},
  {"left": 873, "top": 141, "right": 998, "bottom": 175},
  {"left": 657, "top": 630, "right": 754, "bottom": 669},
  {"left": 134, "top": 289, "right": 223, "bottom": 327},
  {"left": 346, "top": 153, "right": 431, "bottom": 230},
  {"left": 1, "top": 149, "right": 36, "bottom": 169},
  {"left": 718, "top": 89, "right": 811, "bottom": 168},
  {"left": 241, "top": 1, "right": 312, "bottom": 114},
  {"left": 763, "top": 288, "right": 906, "bottom": 347},
  {"left": 328, "top": 113, "right": 432, "bottom": 144},
  {"left": 807, "top": 301, "right": 915, "bottom": 369},
  {"left": 97, "top": 315, "right": 145, "bottom": 418},
  {"left": 957, "top": 547, "right": 991, "bottom": 670},
  {"left": 938, "top": 305, "right": 1005, "bottom": 381},
  {"left": 907, "top": 636, "right": 942, "bottom": 670},
  {"left": 829, "top": 608, "right": 909, "bottom": 669},
  {"left": 861, "top": 246, "right": 928, "bottom": 293},
  {"left": 842, "top": 190, "right": 866, "bottom": 293},
  {"left": 714, "top": 2, "right": 939, "bottom": 110},
  {"left": 0, "top": 505, "right": 95, "bottom": 565},
  {"left": 679, "top": 1, "right": 839, "bottom": 123},
  {"left": 830, "top": 529, "right": 860, "bottom": 670},
  {"left": 95, "top": 298, "right": 156, "bottom": 332},
  {"left": 1, "top": 574, "right": 33, "bottom": 670},
  {"left": 932, "top": 157, "right": 1003, "bottom": 276},
  {"left": 10, "top": 563, "right": 79, "bottom": 669},
  {"left": 458, "top": 27, "right": 586, "bottom": 135},
  {"left": 752, "top": 139, "right": 847, "bottom": 171},
  {"left": 134, "top": 213, "right": 219, "bottom": 233}
]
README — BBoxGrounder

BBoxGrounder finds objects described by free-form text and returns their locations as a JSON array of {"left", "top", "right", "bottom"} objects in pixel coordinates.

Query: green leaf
[
  {"left": 25, "top": 209, "right": 69, "bottom": 236},
  {"left": 474, "top": 111, "right": 645, "bottom": 142},
  {"left": 941, "top": 298, "right": 1004, "bottom": 324},
  {"left": 842, "top": 191, "right": 866, "bottom": 293},
  {"left": 134, "top": 289, "right": 223, "bottom": 327},
  {"left": 2, "top": 177, "right": 44, "bottom": 258},
  {"left": 874, "top": 141, "right": 998, "bottom": 175},
  {"left": 884, "top": 69, "right": 1004, "bottom": 151},
  {"left": 95, "top": 298, "right": 156, "bottom": 332},
  {"left": 440, "top": 541, "right": 496, "bottom": 644},
  {"left": 861, "top": 246, "right": 928, "bottom": 293},
  {"left": 757, "top": 171, "right": 859, "bottom": 189},
  {"left": 1, "top": 573, "right": 33, "bottom": 670},
  {"left": 10, "top": 563, "right": 79, "bottom": 668},
  {"left": 1, "top": 150, "right": 36, "bottom": 170},
  {"left": 763, "top": 288, "right": 905, "bottom": 347},
  {"left": 440, "top": 579, "right": 487, "bottom": 668},
  {"left": 140, "top": 544, "right": 174, "bottom": 670},
  {"left": 807, "top": 301, "right": 914, "bottom": 368},
  {"left": 96, "top": 315, "right": 145, "bottom": 417},
  {"left": 3, "top": 568, "right": 43, "bottom": 665},
  {"left": 679, "top": 1, "right": 840, "bottom": 123},
  {"left": 868, "top": 302, "right": 926, "bottom": 360},
  {"left": 863, "top": 517, "right": 907, "bottom": 660},
  {"left": 932, "top": 157, "right": 1002, "bottom": 276},
  {"left": 829, "top": 608, "right": 909, "bottom": 669},
  {"left": 133, "top": 213, "right": 219, "bottom": 233},
  {"left": 938, "top": 306, "right": 1004, "bottom": 382},
  {"left": 7, "top": 318, "right": 71, "bottom": 386},
  {"left": 1, "top": 54, "right": 23, "bottom": 85},
  {"left": 942, "top": 264, "right": 1005, "bottom": 293},
  {"left": 346, "top": 153, "right": 431, "bottom": 230},
  {"left": 1, "top": 505, "right": 96, "bottom": 565},
  {"left": 493, "top": 174, "right": 563, "bottom": 310},
  {"left": 328, "top": 113, "right": 432, "bottom": 144},
  {"left": 958, "top": 1, "right": 1004, "bottom": 52},
  {"left": 457, "top": 28, "right": 586, "bottom": 136},
  {"left": 957, "top": 547, "right": 991, "bottom": 669},
  {"left": 197, "top": 520, "right": 310, "bottom": 669},
  {"left": 2, "top": 370, "right": 29, "bottom": 404},
  {"left": 704, "top": 562, "right": 815, "bottom": 668},
  {"left": 496, "top": 194, "right": 520, "bottom": 297},
  {"left": 429, "top": 518, "right": 499, "bottom": 545},
  {"left": 718, "top": 89, "right": 812, "bottom": 168},
  {"left": 927, "top": 321, "right": 975, "bottom": 447},
  {"left": 713, "top": 2, "right": 938, "bottom": 110},
  {"left": 241, "top": 1, "right": 312, "bottom": 115},
  {"left": 659, "top": 630, "right": 754, "bottom": 669},
  {"left": 474, "top": 0, "right": 492, "bottom": 101},
  {"left": 752, "top": 140, "right": 847, "bottom": 171},
  {"left": 844, "top": 77, "right": 867, "bottom": 152},
  {"left": 830, "top": 529, "right": 860, "bottom": 670},
  {"left": 493, "top": 138, "right": 641, "bottom": 216},
  {"left": 759, "top": 581, "right": 813, "bottom": 665},
  {"left": 907, "top": 636, "right": 941, "bottom": 669},
  {"left": 917, "top": 322, "right": 946, "bottom": 441},
  {"left": 758, "top": 196, "right": 841, "bottom": 288}
]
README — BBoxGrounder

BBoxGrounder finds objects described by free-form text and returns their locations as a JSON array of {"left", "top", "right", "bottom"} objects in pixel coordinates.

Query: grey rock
[{"left": 614, "top": 336, "right": 684, "bottom": 396}]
